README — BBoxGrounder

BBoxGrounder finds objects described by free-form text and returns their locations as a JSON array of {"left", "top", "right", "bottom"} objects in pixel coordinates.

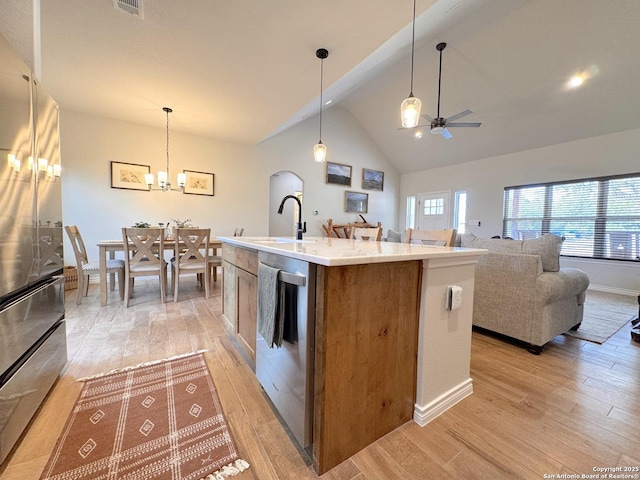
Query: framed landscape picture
[
  {"left": 110, "top": 161, "right": 150, "bottom": 191},
  {"left": 184, "top": 170, "right": 214, "bottom": 196},
  {"left": 326, "top": 162, "right": 352, "bottom": 186},
  {"left": 362, "top": 168, "right": 384, "bottom": 191},
  {"left": 345, "top": 191, "right": 368, "bottom": 213}
]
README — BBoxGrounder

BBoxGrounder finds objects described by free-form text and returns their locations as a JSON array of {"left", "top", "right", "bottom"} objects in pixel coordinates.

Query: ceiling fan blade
[
  {"left": 441, "top": 128, "right": 453, "bottom": 139},
  {"left": 445, "top": 109, "right": 473, "bottom": 122},
  {"left": 420, "top": 113, "right": 435, "bottom": 122},
  {"left": 398, "top": 124, "right": 429, "bottom": 130},
  {"left": 446, "top": 122, "right": 482, "bottom": 128}
]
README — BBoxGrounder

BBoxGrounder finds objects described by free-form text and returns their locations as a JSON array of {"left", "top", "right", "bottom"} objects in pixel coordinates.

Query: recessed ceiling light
[
  {"left": 324, "top": 99, "right": 333, "bottom": 106},
  {"left": 569, "top": 75, "right": 584, "bottom": 88},
  {"left": 414, "top": 130, "right": 423, "bottom": 139}
]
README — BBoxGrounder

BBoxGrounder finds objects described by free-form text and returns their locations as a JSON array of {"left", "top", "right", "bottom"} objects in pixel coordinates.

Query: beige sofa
[{"left": 460, "top": 233, "right": 590, "bottom": 354}]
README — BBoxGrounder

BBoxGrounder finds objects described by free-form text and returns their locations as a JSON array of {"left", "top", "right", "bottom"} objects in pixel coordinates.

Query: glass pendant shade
[
  {"left": 401, "top": 95, "right": 422, "bottom": 128},
  {"left": 313, "top": 48, "right": 329, "bottom": 163},
  {"left": 313, "top": 141, "right": 327, "bottom": 163},
  {"left": 145, "top": 173, "right": 154, "bottom": 186},
  {"left": 157, "top": 171, "right": 168, "bottom": 188},
  {"left": 177, "top": 172, "right": 186, "bottom": 187}
]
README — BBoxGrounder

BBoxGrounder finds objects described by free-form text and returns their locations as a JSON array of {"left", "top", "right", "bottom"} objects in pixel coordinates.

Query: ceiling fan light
[
  {"left": 431, "top": 126, "right": 444, "bottom": 135},
  {"left": 313, "top": 142, "right": 327, "bottom": 163},
  {"left": 401, "top": 96, "right": 422, "bottom": 128}
]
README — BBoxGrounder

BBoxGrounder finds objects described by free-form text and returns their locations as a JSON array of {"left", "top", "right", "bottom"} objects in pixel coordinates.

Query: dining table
[{"left": 96, "top": 237, "right": 223, "bottom": 306}]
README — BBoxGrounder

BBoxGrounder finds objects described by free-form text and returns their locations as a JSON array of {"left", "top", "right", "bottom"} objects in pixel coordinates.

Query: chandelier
[{"left": 145, "top": 107, "right": 185, "bottom": 191}]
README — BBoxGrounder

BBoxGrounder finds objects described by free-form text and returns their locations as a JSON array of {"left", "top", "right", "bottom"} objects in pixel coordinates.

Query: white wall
[
  {"left": 60, "top": 105, "right": 401, "bottom": 262},
  {"left": 255, "top": 106, "right": 400, "bottom": 237},
  {"left": 401, "top": 128, "right": 640, "bottom": 294}
]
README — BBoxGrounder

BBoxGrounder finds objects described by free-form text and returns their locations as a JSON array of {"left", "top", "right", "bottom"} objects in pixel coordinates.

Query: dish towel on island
[{"left": 258, "top": 262, "right": 282, "bottom": 347}]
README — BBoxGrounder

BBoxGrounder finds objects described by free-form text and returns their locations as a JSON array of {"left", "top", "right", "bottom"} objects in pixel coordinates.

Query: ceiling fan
[{"left": 413, "top": 42, "right": 481, "bottom": 139}]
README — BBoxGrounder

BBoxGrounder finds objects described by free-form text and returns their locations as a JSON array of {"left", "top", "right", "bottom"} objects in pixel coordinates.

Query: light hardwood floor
[{"left": 1, "top": 278, "right": 639, "bottom": 479}]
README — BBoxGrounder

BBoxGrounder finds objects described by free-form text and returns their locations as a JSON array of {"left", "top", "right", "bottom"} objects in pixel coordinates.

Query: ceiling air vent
[{"left": 113, "top": 0, "right": 143, "bottom": 18}]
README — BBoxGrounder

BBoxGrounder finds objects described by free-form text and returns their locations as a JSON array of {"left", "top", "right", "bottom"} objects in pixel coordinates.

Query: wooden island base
[
  {"left": 220, "top": 237, "right": 484, "bottom": 477},
  {"left": 313, "top": 261, "right": 422, "bottom": 474}
]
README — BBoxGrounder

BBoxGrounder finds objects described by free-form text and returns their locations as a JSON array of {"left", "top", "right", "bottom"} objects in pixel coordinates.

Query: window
[
  {"left": 406, "top": 196, "right": 416, "bottom": 229},
  {"left": 423, "top": 198, "right": 444, "bottom": 216},
  {"left": 503, "top": 173, "right": 640, "bottom": 261},
  {"left": 454, "top": 191, "right": 467, "bottom": 234}
]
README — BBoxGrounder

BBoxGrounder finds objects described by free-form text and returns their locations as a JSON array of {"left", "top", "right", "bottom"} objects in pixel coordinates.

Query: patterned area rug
[
  {"left": 564, "top": 290, "right": 638, "bottom": 344},
  {"left": 39, "top": 352, "right": 249, "bottom": 480}
]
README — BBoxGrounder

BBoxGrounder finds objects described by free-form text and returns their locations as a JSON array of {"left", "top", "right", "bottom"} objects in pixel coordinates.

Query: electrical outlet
[{"left": 446, "top": 285, "right": 463, "bottom": 310}]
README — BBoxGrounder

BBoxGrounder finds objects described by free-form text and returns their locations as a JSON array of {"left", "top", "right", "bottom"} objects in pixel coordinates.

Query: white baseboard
[
  {"left": 587, "top": 285, "right": 638, "bottom": 297},
  {"left": 413, "top": 378, "right": 473, "bottom": 427}
]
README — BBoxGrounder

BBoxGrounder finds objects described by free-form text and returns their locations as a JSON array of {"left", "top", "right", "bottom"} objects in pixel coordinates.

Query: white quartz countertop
[{"left": 218, "top": 236, "right": 486, "bottom": 267}]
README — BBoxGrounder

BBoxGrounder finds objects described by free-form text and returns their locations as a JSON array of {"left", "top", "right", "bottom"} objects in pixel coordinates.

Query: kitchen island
[{"left": 219, "top": 236, "right": 485, "bottom": 474}]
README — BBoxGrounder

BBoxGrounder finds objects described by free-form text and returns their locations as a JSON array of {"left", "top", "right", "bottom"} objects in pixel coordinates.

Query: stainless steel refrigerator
[{"left": 0, "top": 32, "right": 66, "bottom": 464}]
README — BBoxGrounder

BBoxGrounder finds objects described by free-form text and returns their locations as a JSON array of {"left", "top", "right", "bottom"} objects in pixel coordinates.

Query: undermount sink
[
  {"left": 274, "top": 237, "right": 317, "bottom": 244},
  {"left": 255, "top": 237, "right": 317, "bottom": 244}
]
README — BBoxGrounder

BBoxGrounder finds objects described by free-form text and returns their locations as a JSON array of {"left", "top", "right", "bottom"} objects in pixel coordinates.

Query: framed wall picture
[
  {"left": 362, "top": 168, "right": 384, "bottom": 191},
  {"left": 183, "top": 170, "right": 214, "bottom": 196},
  {"left": 110, "top": 161, "right": 150, "bottom": 191},
  {"left": 326, "top": 161, "right": 352, "bottom": 186},
  {"left": 345, "top": 191, "right": 368, "bottom": 213}
]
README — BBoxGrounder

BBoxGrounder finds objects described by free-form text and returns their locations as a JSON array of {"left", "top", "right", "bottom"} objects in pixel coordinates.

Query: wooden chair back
[
  {"left": 122, "top": 227, "right": 165, "bottom": 267},
  {"left": 406, "top": 228, "right": 457, "bottom": 246},
  {"left": 173, "top": 228, "right": 210, "bottom": 269},
  {"left": 349, "top": 226, "right": 382, "bottom": 241},
  {"left": 173, "top": 228, "right": 210, "bottom": 301},
  {"left": 234, "top": 227, "right": 244, "bottom": 237},
  {"left": 121, "top": 227, "right": 167, "bottom": 305},
  {"left": 66, "top": 225, "right": 125, "bottom": 305},
  {"left": 65, "top": 225, "right": 89, "bottom": 268}
]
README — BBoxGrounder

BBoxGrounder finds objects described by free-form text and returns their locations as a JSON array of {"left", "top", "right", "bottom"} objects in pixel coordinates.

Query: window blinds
[{"left": 503, "top": 173, "right": 640, "bottom": 261}]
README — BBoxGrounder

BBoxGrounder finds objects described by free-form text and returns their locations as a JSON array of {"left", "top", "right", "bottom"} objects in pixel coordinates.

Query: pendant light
[
  {"left": 400, "top": 0, "right": 422, "bottom": 128},
  {"left": 145, "top": 107, "right": 186, "bottom": 191},
  {"left": 313, "top": 48, "right": 329, "bottom": 163}
]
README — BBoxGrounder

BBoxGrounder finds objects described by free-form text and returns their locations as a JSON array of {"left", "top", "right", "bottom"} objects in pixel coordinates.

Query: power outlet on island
[{"left": 446, "top": 285, "right": 463, "bottom": 310}]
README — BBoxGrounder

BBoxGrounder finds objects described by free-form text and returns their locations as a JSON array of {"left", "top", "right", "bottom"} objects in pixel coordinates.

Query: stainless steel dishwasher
[{"left": 256, "top": 251, "right": 316, "bottom": 448}]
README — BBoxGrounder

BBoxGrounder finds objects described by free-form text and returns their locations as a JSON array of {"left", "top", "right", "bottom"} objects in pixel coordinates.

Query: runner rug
[
  {"left": 563, "top": 290, "right": 638, "bottom": 344},
  {"left": 39, "top": 352, "right": 249, "bottom": 480}
]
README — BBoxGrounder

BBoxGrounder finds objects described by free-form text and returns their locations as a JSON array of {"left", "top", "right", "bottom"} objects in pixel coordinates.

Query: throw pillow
[
  {"left": 521, "top": 234, "right": 563, "bottom": 272},
  {"left": 386, "top": 229, "right": 403, "bottom": 243},
  {"left": 460, "top": 233, "right": 521, "bottom": 254},
  {"left": 460, "top": 232, "right": 563, "bottom": 272}
]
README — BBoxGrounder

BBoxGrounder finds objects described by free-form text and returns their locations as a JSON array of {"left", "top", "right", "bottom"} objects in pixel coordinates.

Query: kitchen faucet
[{"left": 277, "top": 195, "right": 306, "bottom": 240}]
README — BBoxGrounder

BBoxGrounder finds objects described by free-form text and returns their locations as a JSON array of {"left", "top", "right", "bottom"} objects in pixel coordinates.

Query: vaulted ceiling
[{"left": 3, "top": 0, "right": 639, "bottom": 174}]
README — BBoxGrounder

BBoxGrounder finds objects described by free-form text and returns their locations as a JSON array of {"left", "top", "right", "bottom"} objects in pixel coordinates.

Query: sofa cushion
[{"left": 461, "top": 232, "right": 563, "bottom": 272}]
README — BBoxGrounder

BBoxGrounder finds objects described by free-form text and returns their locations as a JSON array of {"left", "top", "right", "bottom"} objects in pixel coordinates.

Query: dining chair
[
  {"left": 121, "top": 227, "right": 167, "bottom": 306},
  {"left": 349, "top": 226, "right": 382, "bottom": 241},
  {"left": 65, "top": 225, "right": 125, "bottom": 305},
  {"left": 234, "top": 227, "right": 244, "bottom": 237},
  {"left": 405, "top": 228, "right": 457, "bottom": 246},
  {"left": 171, "top": 228, "right": 210, "bottom": 302}
]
